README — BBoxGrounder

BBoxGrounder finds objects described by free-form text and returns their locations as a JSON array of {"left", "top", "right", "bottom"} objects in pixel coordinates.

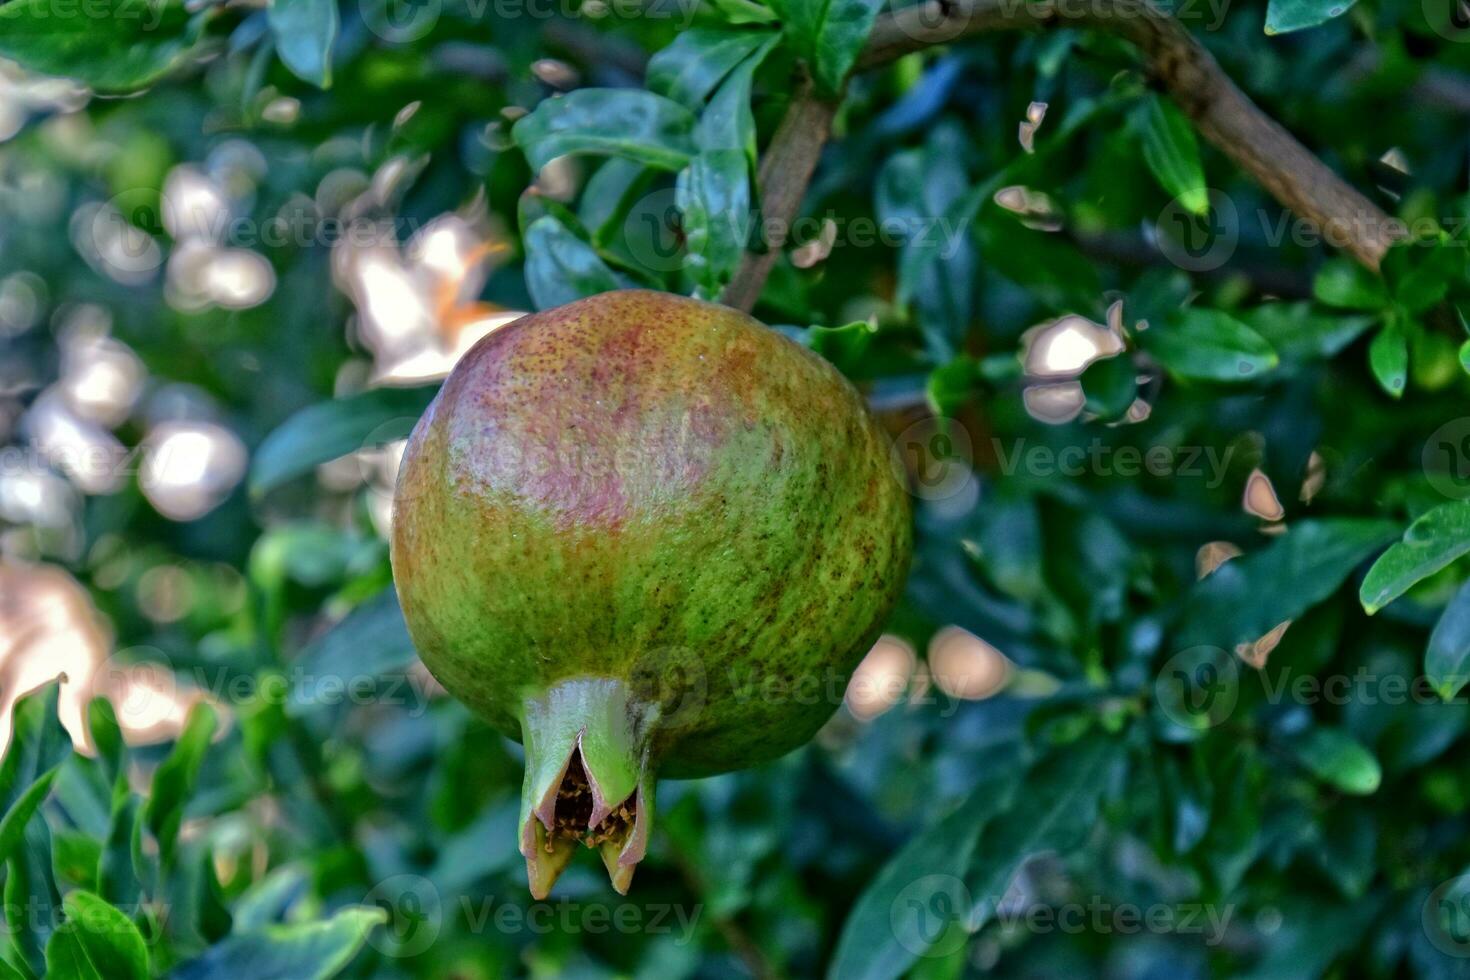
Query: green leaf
[
  {"left": 646, "top": 29, "right": 772, "bottom": 109},
  {"left": 99, "top": 794, "right": 143, "bottom": 910},
  {"left": 1289, "top": 728, "right": 1381, "bottom": 794},
  {"left": 784, "top": 0, "right": 885, "bottom": 95},
  {"left": 0, "top": 680, "right": 71, "bottom": 866},
  {"left": 0, "top": 0, "right": 207, "bottom": 93},
  {"left": 1427, "top": 582, "right": 1470, "bottom": 700},
  {"left": 579, "top": 159, "right": 652, "bottom": 247},
  {"left": 1179, "top": 519, "right": 1399, "bottom": 650},
  {"left": 875, "top": 125, "right": 976, "bottom": 360},
  {"left": 827, "top": 772, "right": 1020, "bottom": 980},
  {"left": 512, "top": 89, "right": 697, "bottom": 172},
  {"left": 268, "top": 0, "right": 338, "bottom": 88},
  {"left": 1313, "top": 258, "right": 1388, "bottom": 310},
  {"left": 143, "top": 703, "right": 218, "bottom": 872},
  {"left": 7, "top": 815, "right": 61, "bottom": 976},
  {"left": 250, "top": 385, "right": 438, "bottom": 497},
  {"left": 1368, "top": 322, "right": 1408, "bottom": 398},
  {"left": 1243, "top": 302, "right": 1375, "bottom": 362},
  {"left": 86, "top": 699, "right": 125, "bottom": 803},
  {"left": 44, "top": 892, "right": 149, "bottom": 980},
  {"left": 709, "top": 0, "right": 781, "bottom": 21},
  {"left": 53, "top": 829, "right": 102, "bottom": 890},
  {"left": 1382, "top": 234, "right": 1463, "bottom": 313},
  {"left": 166, "top": 841, "right": 234, "bottom": 950},
  {"left": 1360, "top": 500, "right": 1470, "bottom": 614},
  {"left": 1141, "top": 309, "right": 1278, "bottom": 381},
  {"left": 1458, "top": 338, "right": 1470, "bottom": 376},
  {"left": 925, "top": 357, "right": 981, "bottom": 417},
  {"left": 523, "top": 216, "right": 622, "bottom": 311},
  {"left": 288, "top": 588, "right": 416, "bottom": 717},
  {"left": 696, "top": 35, "right": 779, "bottom": 161},
  {"left": 1265, "top": 0, "right": 1358, "bottom": 33},
  {"left": 780, "top": 320, "right": 877, "bottom": 377},
  {"left": 1137, "top": 94, "right": 1207, "bottom": 215},
  {"left": 232, "top": 866, "right": 309, "bottom": 932},
  {"left": 676, "top": 150, "right": 751, "bottom": 296},
  {"left": 967, "top": 740, "right": 1121, "bottom": 923},
  {"left": 170, "top": 906, "right": 387, "bottom": 980}
]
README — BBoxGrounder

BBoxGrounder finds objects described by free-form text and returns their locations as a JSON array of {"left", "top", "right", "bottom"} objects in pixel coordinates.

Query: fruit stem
[{"left": 518, "top": 678, "right": 655, "bottom": 897}]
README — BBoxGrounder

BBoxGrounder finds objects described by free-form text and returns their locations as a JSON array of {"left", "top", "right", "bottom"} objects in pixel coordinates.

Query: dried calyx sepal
[{"left": 519, "top": 679, "right": 656, "bottom": 897}]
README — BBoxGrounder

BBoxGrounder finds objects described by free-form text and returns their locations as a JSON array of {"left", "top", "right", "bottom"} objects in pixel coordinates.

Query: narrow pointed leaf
[
  {"left": 170, "top": 906, "right": 387, "bottom": 980},
  {"left": 44, "top": 891, "right": 149, "bottom": 980},
  {"left": 1360, "top": 501, "right": 1470, "bottom": 614},
  {"left": 1428, "top": 582, "right": 1470, "bottom": 699}
]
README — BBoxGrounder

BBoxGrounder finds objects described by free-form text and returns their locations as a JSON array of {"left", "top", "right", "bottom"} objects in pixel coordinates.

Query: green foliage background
[{"left": 2, "top": 0, "right": 1470, "bottom": 975}]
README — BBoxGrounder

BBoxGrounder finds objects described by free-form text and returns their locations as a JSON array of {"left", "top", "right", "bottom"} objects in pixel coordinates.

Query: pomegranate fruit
[{"left": 390, "top": 290, "right": 912, "bottom": 896}]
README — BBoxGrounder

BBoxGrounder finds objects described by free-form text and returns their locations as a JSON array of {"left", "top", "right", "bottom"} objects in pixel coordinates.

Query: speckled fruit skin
[{"left": 391, "top": 290, "right": 912, "bottom": 778}]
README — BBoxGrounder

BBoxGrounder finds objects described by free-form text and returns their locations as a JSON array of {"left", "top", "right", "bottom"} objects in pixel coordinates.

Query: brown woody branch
[
  {"left": 721, "top": 0, "right": 1405, "bottom": 313},
  {"left": 721, "top": 76, "right": 840, "bottom": 313}
]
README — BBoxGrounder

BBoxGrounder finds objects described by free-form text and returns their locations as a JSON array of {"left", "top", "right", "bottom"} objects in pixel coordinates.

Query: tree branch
[
  {"left": 721, "top": 77, "right": 839, "bottom": 313},
  {"left": 864, "top": 0, "right": 1401, "bottom": 268},
  {"left": 723, "top": 0, "right": 1405, "bottom": 312}
]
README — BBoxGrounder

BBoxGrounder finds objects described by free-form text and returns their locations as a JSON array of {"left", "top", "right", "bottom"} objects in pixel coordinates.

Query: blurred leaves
[
  {"left": 875, "top": 122, "right": 976, "bottom": 361},
  {"left": 44, "top": 891, "right": 149, "bottom": 980},
  {"left": 1290, "top": 727, "right": 1381, "bottom": 795},
  {"left": 0, "top": 682, "right": 71, "bottom": 866},
  {"left": 1265, "top": 0, "right": 1359, "bottom": 34},
  {"left": 829, "top": 770, "right": 1018, "bottom": 980},
  {"left": 250, "top": 385, "right": 437, "bottom": 498},
  {"left": 142, "top": 703, "right": 217, "bottom": 876},
  {"left": 170, "top": 907, "right": 386, "bottom": 980},
  {"left": 1179, "top": 520, "right": 1398, "bottom": 650},
  {"left": 0, "top": 0, "right": 207, "bottom": 92},
  {"left": 1427, "top": 582, "right": 1470, "bottom": 699},
  {"left": 1140, "top": 308, "right": 1279, "bottom": 382},
  {"left": 267, "top": 0, "right": 338, "bottom": 89},
  {"left": 288, "top": 588, "right": 415, "bottom": 717}
]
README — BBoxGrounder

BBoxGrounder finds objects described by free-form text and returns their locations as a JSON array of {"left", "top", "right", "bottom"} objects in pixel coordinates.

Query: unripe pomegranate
[{"left": 391, "top": 290, "right": 911, "bottom": 896}]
